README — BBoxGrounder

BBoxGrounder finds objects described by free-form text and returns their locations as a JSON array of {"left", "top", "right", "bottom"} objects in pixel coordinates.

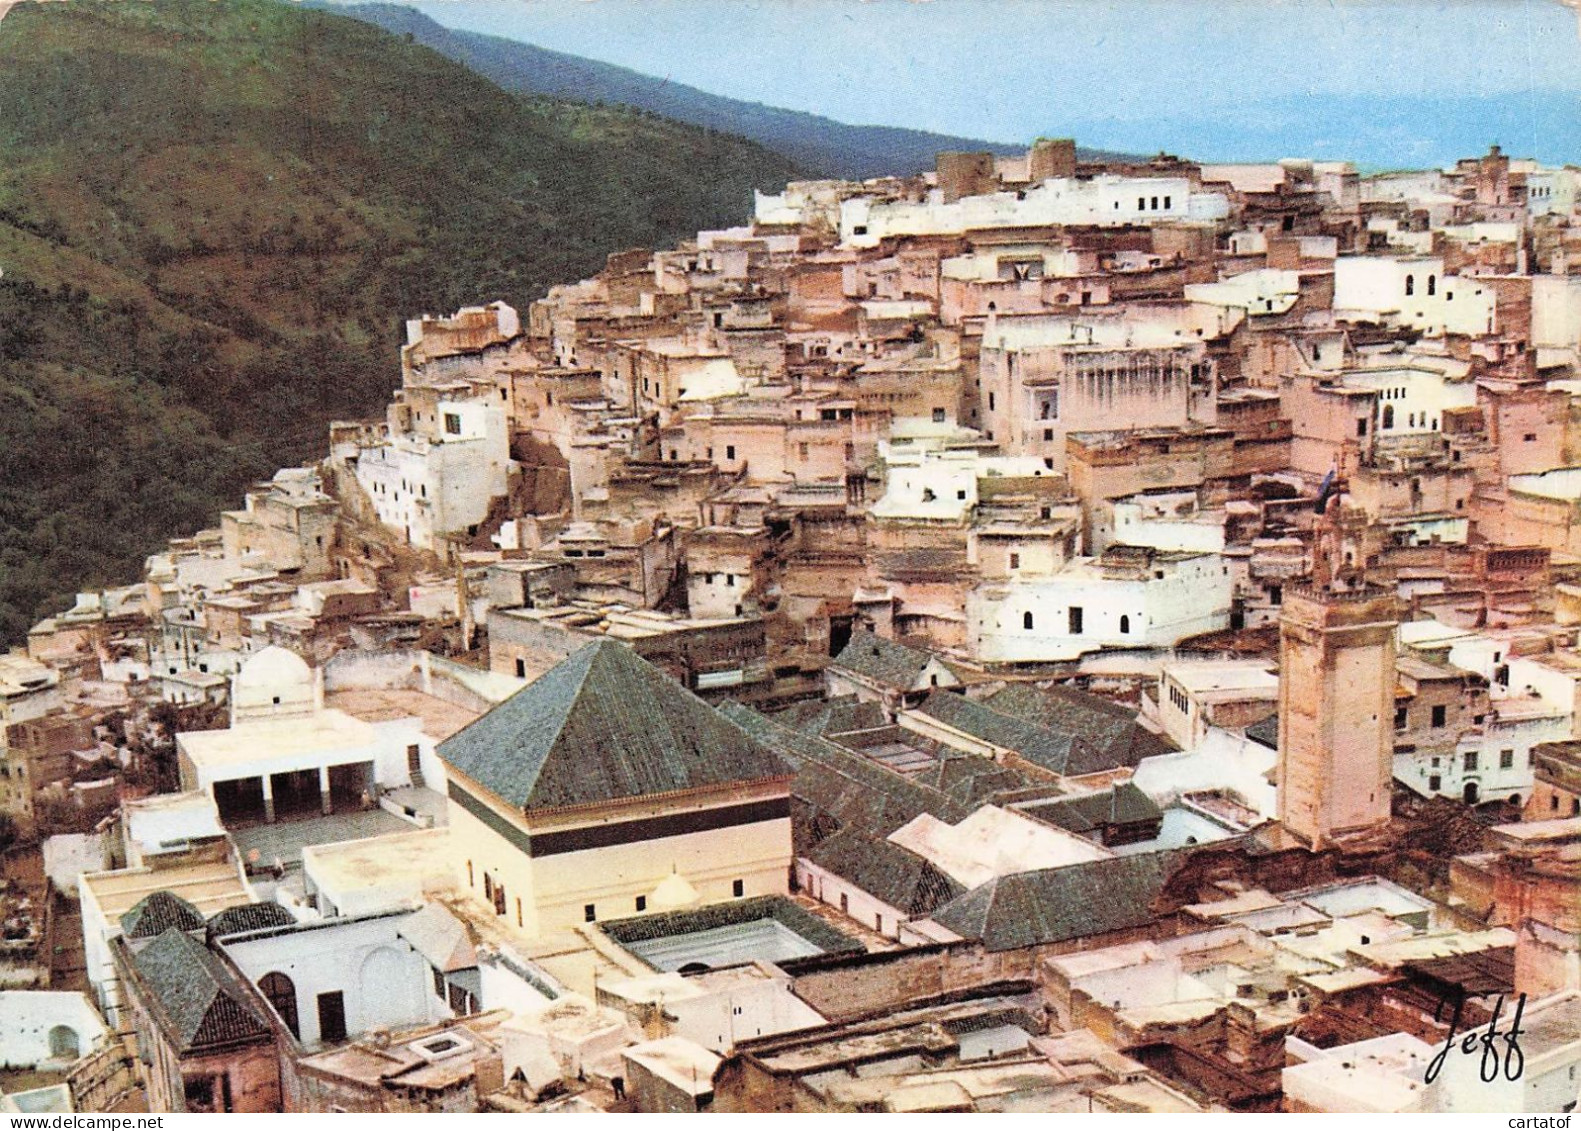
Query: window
[
  {"left": 932, "top": 407, "right": 946, "bottom": 423},
  {"left": 1044, "top": 428, "right": 1054, "bottom": 441},
  {"left": 732, "top": 879, "right": 745, "bottom": 897},
  {"left": 1382, "top": 404, "right": 1395, "bottom": 429},
  {"left": 1405, "top": 275, "right": 1415, "bottom": 296},
  {"left": 1429, "top": 775, "right": 1442, "bottom": 792},
  {"left": 493, "top": 879, "right": 507, "bottom": 916},
  {"left": 443, "top": 412, "right": 462, "bottom": 435},
  {"left": 516, "top": 897, "right": 523, "bottom": 927},
  {"left": 1068, "top": 606, "right": 1083, "bottom": 634},
  {"left": 515, "top": 658, "right": 526, "bottom": 678},
  {"left": 584, "top": 904, "right": 596, "bottom": 923},
  {"left": 1119, "top": 614, "right": 1130, "bottom": 634},
  {"left": 483, "top": 874, "right": 493, "bottom": 901},
  {"left": 799, "top": 443, "right": 810, "bottom": 460},
  {"left": 1427, "top": 275, "right": 1436, "bottom": 296},
  {"left": 988, "top": 392, "right": 996, "bottom": 411},
  {"left": 1432, "top": 705, "right": 1447, "bottom": 728},
  {"left": 1395, "top": 706, "right": 1408, "bottom": 730},
  {"left": 1464, "top": 751, "right": 1478, "bottom": 772},
  {"left": 635, "top": 895, "right": 647, "bottom": 912},
  {"left": 1357, "top": 418, "right": 1368, "bottom": 437},
  {"left": 1023, "top": 611, "right": 1035, "bottom": 631},
  {"left": 1500, "top": 749, "right": 1514, "bottom": 770},
  {"left": 1150, "top": 196, "right": 1159, "bottom": 210},
  {"left": 467, "top": 860, "right": 474, "bottom": 887},
  {"left": 1009, "top": 553, "right": 1021, "bottom": 570},
  {"left": 725, "top": 445, "right": 736, "bottom": 460},
  {"left": 1163, "top": 195, "right": 1172, "bottom": 209}
]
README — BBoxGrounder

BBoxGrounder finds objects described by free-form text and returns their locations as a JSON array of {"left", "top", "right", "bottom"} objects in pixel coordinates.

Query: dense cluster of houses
[{"left": 2, "top": 139, "right": 1580, "bottom": 1114}]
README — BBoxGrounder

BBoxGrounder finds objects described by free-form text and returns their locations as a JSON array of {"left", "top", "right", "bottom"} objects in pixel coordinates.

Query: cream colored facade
[{"left": 444, "top": 771, "right": 792, "bottom": 940}]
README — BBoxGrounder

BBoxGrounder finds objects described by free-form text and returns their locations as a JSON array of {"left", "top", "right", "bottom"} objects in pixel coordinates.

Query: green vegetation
[{"left": 0, "top": 0, "right": 802, "bottom": 644}]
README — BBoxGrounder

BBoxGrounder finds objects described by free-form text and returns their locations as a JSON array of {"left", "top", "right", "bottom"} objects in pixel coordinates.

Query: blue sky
[{"left": 407, "top": 0, "right": 1581, "bottom": 166}]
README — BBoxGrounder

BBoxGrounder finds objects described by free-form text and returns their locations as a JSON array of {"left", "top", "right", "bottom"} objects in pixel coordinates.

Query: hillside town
[{"left": 3, "top": 140, "right": 1581, "bottom": 1115}]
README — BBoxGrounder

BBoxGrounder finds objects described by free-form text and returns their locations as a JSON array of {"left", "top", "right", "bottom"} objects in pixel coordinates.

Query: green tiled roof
[
  {"left": 830, "top": 631, "right": 944, "bottom": 691},
  {"left": 928, "top": 849, "right": 1193, "bottom": 952},
  {"left": 804, "top": 828, "right": 965, "bottom": 918},
  {"left": 132, "top": 929, "right": 272, "bottom": 1052},
  {"left": 1018, "top": 782, "right": 1162, "bottom": 835},
  {"left": 912, "top": 691, "right": 1095, "bottom": 776},
  {"left": 721, "top": 703, "right": 967, "bottom": 838},
  {"left": 120, "top": 890, "right": 205, "bottom": 939},
  {"left": 981, "top": 683, "right": 1176, "bottom": 773},
  {"left": 438, "top": 640, "right": 789, "bottom": 812}
]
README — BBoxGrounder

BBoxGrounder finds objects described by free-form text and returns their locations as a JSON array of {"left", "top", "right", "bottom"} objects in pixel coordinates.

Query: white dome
[
  {"left": 231, "top": 646, "right": 315, "bottom": 722},
  {"left": 235, "top": 645, "right": 312, "bottom": 691}
]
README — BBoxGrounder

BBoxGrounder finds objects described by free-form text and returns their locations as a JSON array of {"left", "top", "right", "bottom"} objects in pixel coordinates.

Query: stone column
[
  {"left": 319, "top": 765, "right": 333, "bottom": 816},
  {"left": 261, "top": 774, "right": 275, "bottom": 824}
]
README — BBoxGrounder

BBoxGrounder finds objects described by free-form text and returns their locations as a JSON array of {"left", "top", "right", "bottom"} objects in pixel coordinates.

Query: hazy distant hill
[
  {"left": 334, "top": 3, "right": 1133, "bottom": 179},
  {"left": 0, "top": 0, "right": 803, "bottom": 643}
]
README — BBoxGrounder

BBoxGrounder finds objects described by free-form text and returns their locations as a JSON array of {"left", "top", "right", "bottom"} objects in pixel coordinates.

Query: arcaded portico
[{"left": 176, "top": 647, "right": 418, "bottom": 825}]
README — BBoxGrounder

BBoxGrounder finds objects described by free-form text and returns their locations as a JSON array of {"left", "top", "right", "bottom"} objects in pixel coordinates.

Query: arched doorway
[
  {"left": 258, "top": 971, "right": 299, "bottom": 1038},
  {"left": 1463, "top": 781, "right": 1480, "bottom": 805},
  {"left": 47, "top": 1026, "right": 80, "bottom": 1060}
]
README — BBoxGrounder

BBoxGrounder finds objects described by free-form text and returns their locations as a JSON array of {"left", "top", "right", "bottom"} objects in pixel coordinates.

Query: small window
[
  {"left": 443, "top": 412, "right": 462, "bottom": 435},
  {"left": 1357, "top": 417, "right": 1368, "bottom": 437},
  {"left": 1068, "top": 606, "right": 1083, "bottom": 634},
  {"left": 1427, "top": 275, "right": 1436, "bottom": 296},
  {"left": 1395, "top": 706, "right": 1408, "bottom": 730},
  {"left": 1464, "top": 751, "right": 1478, "bottom": 772},
  {"left": 1119, "top": 614, "right": 1130, "bottom": 634},
  {"left": 515, "top": 658, "right": 526, "bottom": 678},
  {"left": 1429, "top": 775, "right": 1441, "bottom": 791},
  {"left": 584, "top": 904, "right": 596, "bottom": 923},
  {"left": 726, "top": 445, "right": 736, "bottom": 460},
  {"left": 1009, "top": 553, "right": 1021, "bottom": 570},
  {"left": 1500, "top": 749, "right": 1514, "bottom": 770},
  {"left": 1432, "top": 704, "right": 1447, "bottom": 728},
  {"left": 1023, "top": 611, "right": 1035, "bottom": 631},
  {"left": 931, "top": 407, "right": 946, "bottom": 423},
  {"left": 635, "top": 895, "right": 647, "bottom": 912},
  {"left": 1405, "top": 274, "right": 1415, "bottom": 297},
  {"left": 732, "top": 879, "right": 745, "bottom": 898}
]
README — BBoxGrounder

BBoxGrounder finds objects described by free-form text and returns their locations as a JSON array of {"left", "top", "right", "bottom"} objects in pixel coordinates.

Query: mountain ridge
[
  {"left": 0, "top": 0, "right": 803, "bottom": 643},
  {"left": 328, "top": 2, "right": 1139, "bottom": 179}
]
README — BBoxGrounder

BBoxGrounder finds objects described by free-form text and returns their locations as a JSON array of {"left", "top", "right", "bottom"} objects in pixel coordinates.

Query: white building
[
  {"left": 839, "top": 176, "right": 1227, "bottom": 248},
  {"left": 1334, "top": 256, "right": 1496, "bottom": 337},
  {"left": 354, "top": 398, "right": 510, "bottom": 553},
  {"left": 175, "top": 647, "right": 438, "bottom": 825},
  {"left": 969, "top": 548, "right": 1232, "bottom": 663}
]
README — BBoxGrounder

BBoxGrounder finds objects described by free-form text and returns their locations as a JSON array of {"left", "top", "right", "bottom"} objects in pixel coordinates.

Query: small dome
[
  {"left": 121, "top": 890, "right": 205, "bottom": 939},
  {"left": 231, "top": 646, "right": 315, "bottom": 721},
  {"left": 206, "top": 902, "right": 296, "bottom": 940},
  {"left": 649, "top": 871, "right": 701, "bottom": 911},
  {"left": 234, "top": 646, "right": 311, "bottom": 691}
]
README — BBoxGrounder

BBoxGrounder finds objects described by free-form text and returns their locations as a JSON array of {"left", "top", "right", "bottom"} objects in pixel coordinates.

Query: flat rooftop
[
  {"left": 177, "top": 709, "right": 377, "bottom": 772},
  {"left": 324, "top": 688, "right": 482, "bottom": 742},
  {"left": 80, "top": 858, "right": 251, "bottom": 922}
]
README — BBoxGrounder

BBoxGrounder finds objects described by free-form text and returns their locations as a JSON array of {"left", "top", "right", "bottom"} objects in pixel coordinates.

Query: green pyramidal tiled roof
[
  {"left": 120, "top": 890, "right": 205, "bottom": 939},
  {"left": 438, "top": 639, "right": 789, "bottom": 812},
  {"left": 133, "top": 929, "right": 272, "bottom": 1052}
]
